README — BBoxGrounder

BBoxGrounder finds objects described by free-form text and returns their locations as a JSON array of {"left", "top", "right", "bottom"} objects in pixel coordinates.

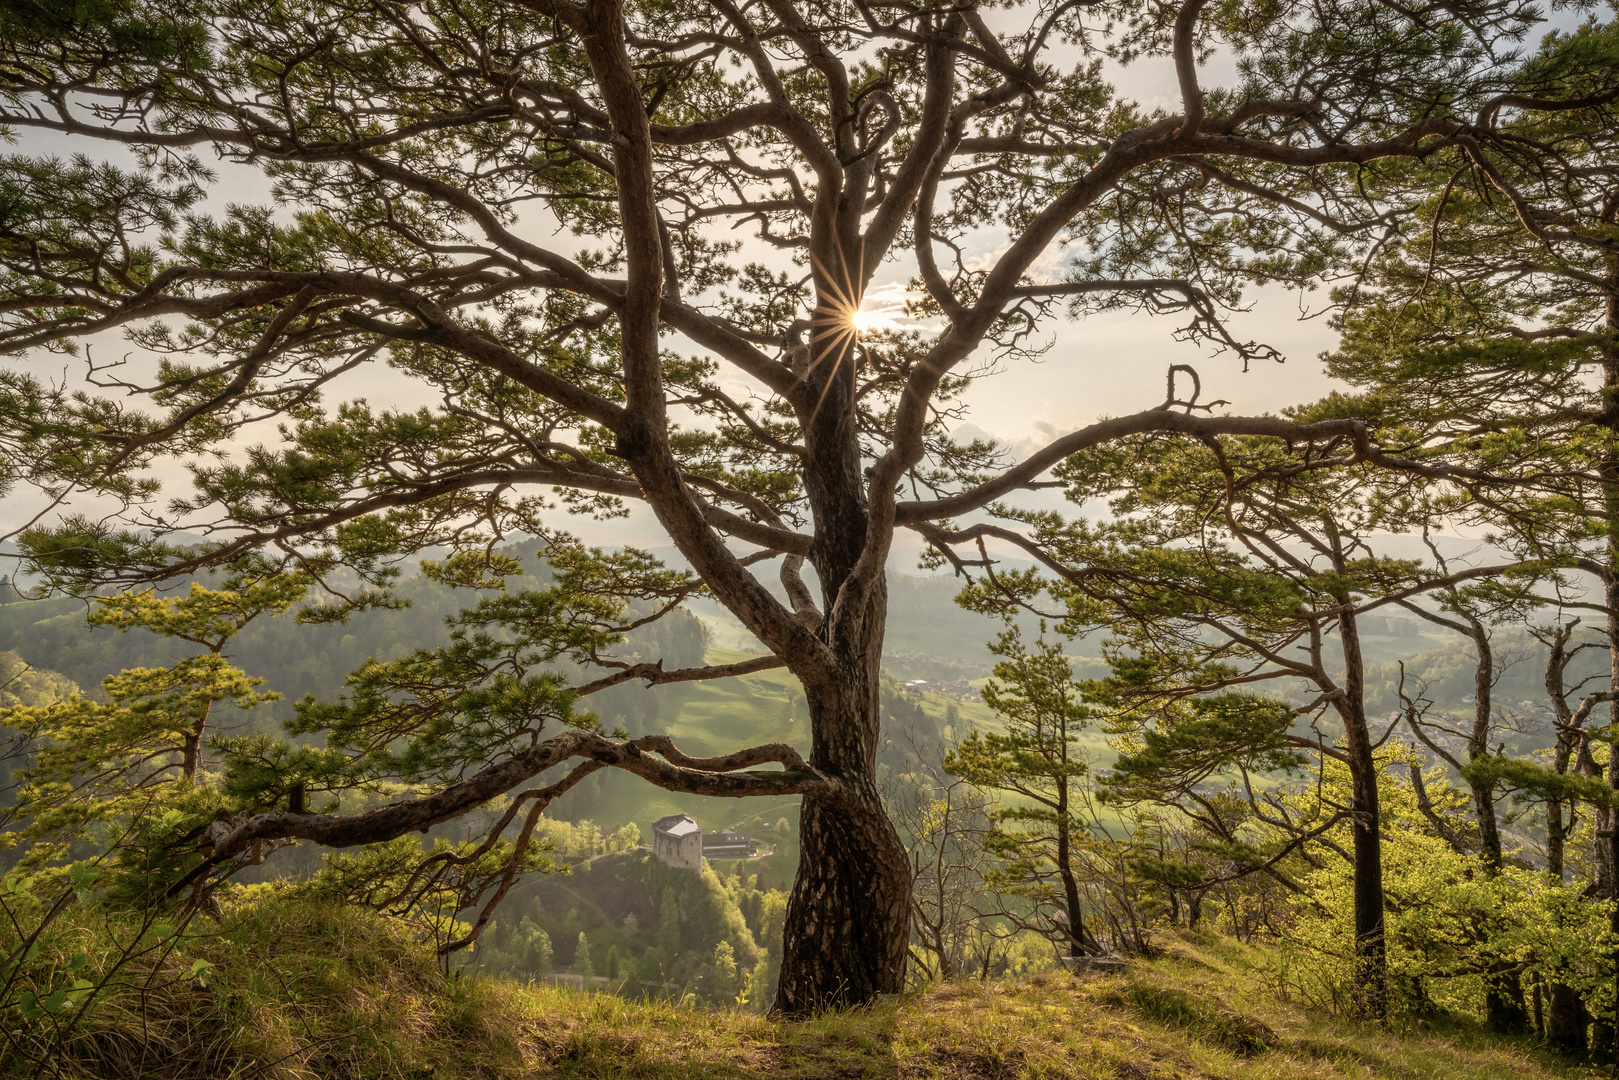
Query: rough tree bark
[{"left": 774, "top": 503, "right": 912, "bottom": 1009}]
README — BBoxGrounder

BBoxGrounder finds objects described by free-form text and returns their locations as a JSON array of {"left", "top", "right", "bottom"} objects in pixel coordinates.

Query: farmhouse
[{"left": 702, "top": 828, "right": 756, "bottom": 860}]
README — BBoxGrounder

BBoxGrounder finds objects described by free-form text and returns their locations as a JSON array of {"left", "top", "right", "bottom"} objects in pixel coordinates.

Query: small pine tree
[
  {"left": 639, "top": 945, "right": 662, "bottom": 983},
  {"left": 517, "top": 917, "right": 553, "bottom": 974},
  {"left": 657, "top": 886, "right": 681, "bottom": 955},
  {"left": 945, "top": 626, "right": 1096, "bottom": 958},
  {"left": 712, "top": 940, "right": 739, "bottom": 1002},
  {"left": 604, "top": 944, "right": 621, "bottom": 979},
  {"left": 572, "top": 931, "right": 595, "bottom": 977},
  {"left": 0, "top": 576, "right": 305, "bottom": 889}
]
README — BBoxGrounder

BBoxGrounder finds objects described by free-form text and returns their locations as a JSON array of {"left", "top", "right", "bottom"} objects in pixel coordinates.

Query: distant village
[
  {"left": 897, "top": 676, "right": 979, "bottom": 701},
  {"left": 883, "top": 650, "right": 987, "bottom": 702},
  {"left": 650, "top": 813, "right": 771, "bottom": 871}
]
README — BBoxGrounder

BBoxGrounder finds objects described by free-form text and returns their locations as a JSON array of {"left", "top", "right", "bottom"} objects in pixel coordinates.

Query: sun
[{"left": 849, "top": 306, "right": 892, "bottom": 338}]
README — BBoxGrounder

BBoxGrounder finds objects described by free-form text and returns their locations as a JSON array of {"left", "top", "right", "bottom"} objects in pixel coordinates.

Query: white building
[
  {"left": 651, "top": 813, "right": 702, "bottom": 872},
  {"left": 702, "top": 828, "right": 755, "bottom": 860}
]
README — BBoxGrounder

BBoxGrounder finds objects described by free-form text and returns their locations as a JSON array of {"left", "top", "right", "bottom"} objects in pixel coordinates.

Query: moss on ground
[{"left": 8, "top": 899, "right": 1606, "bottom": 1079}]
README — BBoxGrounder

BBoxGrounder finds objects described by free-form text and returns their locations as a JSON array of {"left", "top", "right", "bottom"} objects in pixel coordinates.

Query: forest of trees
[{"left": 4, "top": 0, "right": 1619, "bottom": 1071}]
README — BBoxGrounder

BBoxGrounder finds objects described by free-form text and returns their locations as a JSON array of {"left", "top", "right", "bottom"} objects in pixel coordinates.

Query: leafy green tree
[
  {"left": 711, "top": 940, "right": 739, "bottom": 1002},
  {"left": 571, "top": 931, "right": 595, "bottom": 977},
  {"left": 85, "top": 576, "right": 309, "bottom": 780},
  {"left": 517, "top": 917, "right": 554, "bottom": 975},
  {"left": 638, "top": 946, "right": 662, "bottom": 984},
  {"left": 1270, "top": 745, "right": 1617, "bottom": 1027},
  {"left": 0, "top": 0, "right": 1604, "bottom": 1010},
  {"left": 0, "top": 653, "right": 74, "bottom": 711}
]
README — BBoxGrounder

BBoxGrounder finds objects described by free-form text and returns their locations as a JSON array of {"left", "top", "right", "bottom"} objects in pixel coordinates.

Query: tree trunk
[
  {"left": 1601, "top": 275, "right": 1619, "bottom": 1055},
  {"left": 1346, "top": 750, "right": 1387, "bottom": 1015},
  {"left": 1458, "top": 626, "right": 1529, "bottom": 1032},
  {"left": 1540, "top": 627, "right": 1589, "bottom": 1052},
  {"left": 1465, "top": 625, "right": 1504, "bottom": 870},
  {"left": 1547, "top": 980, "right": 1588, "bottom": 1053},
  {"left": 1057, "top": 824, "right": 1090, "bottom": 957},
  {"left": 776, "top": 782, "right": 910, "bottom": 1010},
  {"left": 1054, "top": 764, "right": 1090, "bottom": 957},
  {"left": 1604, "top": 564, "right": 1619, "bottom": 1056},
  {"left": 181, "top": 702, "right": 213, "bottom": 782},
  {"left": 771, "top": 575, "right": 911, "bottom": 1013},
  {"left": 581, "top": 5, "right": 916, "bottom": 1009},
  {"left": 1335, "top": 608, "right": 1387, "bottom": 1016},
  {"left": 775, "top": 539, "right": 909, "bottom": 1001},
  {"left": 1541, "top": 802, "right": 1583, "bottom": 1048}
]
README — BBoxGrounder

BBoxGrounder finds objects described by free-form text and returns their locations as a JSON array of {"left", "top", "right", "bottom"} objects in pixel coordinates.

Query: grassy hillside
[{"left": 10, "top": 896, "right": 1601, "bottom": 1080}]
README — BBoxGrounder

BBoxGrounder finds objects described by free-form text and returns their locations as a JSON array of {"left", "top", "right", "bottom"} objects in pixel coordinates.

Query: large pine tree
[{"left": 0, "top": 0, "right": 1607, "bottom": 1010}]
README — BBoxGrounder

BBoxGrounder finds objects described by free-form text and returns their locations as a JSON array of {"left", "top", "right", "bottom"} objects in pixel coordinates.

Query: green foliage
[
  {"left": 0, "top": 577, "right": 303, "bottom": 891},
  {"left": 476, "top": 850, "right": 784, "bottom": 1006},
  {"left": 1102, "top": 692, "right": 1308, "bottom": 806},
  {"left": 571, "top": 931, "right": 595, "bottom": 977},
  {"left": 0, "top": 652, "right": 75, "bottom": 711},
  {"left": 711, "top": 940, "right": 739, "bottom": 1002},
  {"left": 479, "top": 915, "right": 553, "bottom": 976},
  {"left": 1266, "top": 749, "right": 1616, "bottom": 1022}
]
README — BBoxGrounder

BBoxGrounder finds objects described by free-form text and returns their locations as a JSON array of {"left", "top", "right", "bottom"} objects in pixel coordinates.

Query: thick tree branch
[
  {"left": 573, "top": 653, "right": 786, "bottom": 695},
  {"left": 197, "top": 728, "right": 832, "bottom": 862}
]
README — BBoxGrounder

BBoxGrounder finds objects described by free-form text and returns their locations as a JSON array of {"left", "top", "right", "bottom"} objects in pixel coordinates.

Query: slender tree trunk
[
  {"left": 1544, "top": 629, "right": 1587, "bottom": 1051},
  {"left": 1465, "top": 627, "right": 1504, "bottom": 870},
  {"left": 1056, "top": 817, "right": 1089, "bottom": 957},
  {"left": 1546, "top": 622, "right": 1575, "bottom": 886},
  {"left": 1054, "top": 747, "right": 1090, "bottom": 957},
  {"left": 1458, "top": 626, "right": 1529, "bottom": 1032},
  {"left": 1600, "top": 271, "right": 1619, "bottom": 1057},
  {"left": 1335, "top": 607, "right": 1387, "bottom": 1016},
  {"left": 181, "top": 701, "right": 212, "bottom": 781},
  {"left": 1540, "top": 932, "right": 1585, "bottom": 1051},
  {"left": 1602, "top": 552, "right": 1619, "bottom": 1059}
]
